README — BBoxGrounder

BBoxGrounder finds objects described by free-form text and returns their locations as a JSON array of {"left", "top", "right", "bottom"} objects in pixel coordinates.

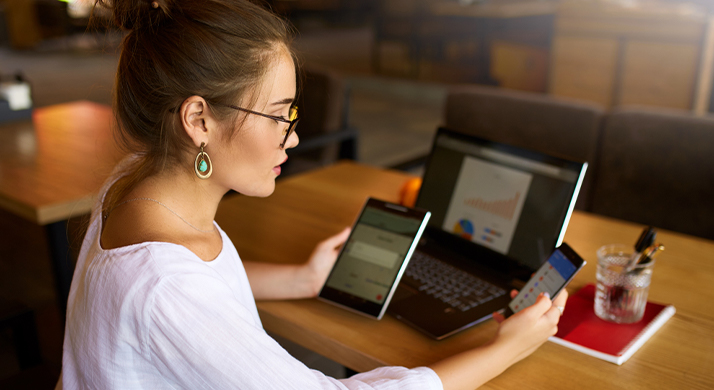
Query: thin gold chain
[{"left": 105, "top": 197, "right": 215, "bottom": 233}]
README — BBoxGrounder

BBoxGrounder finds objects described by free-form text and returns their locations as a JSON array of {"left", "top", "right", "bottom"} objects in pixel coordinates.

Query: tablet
[{"left": 318, "top": 197, "right": 431, "bottom": 319}]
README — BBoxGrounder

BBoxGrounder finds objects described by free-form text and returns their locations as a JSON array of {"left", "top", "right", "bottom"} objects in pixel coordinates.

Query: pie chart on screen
[{"left": 453, "top": 219, "right": 474, "bottom": 240}]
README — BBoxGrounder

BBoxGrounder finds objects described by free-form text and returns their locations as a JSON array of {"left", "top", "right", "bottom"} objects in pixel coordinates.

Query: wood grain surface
[{"left": 0, "top": 101, "right": 124, "bottom": 225}]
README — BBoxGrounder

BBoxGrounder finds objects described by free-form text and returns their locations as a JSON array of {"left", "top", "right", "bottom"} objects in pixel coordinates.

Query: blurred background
[{"left": 2, "top": 0, "right": 714, "bottom": 387}]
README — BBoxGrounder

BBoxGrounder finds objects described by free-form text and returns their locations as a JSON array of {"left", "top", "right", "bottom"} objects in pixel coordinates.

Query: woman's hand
[
  {"left": 243, "top": 227, "right": 350, "bottom": 300},
  {"left": 430, "top": 289, "right": 568, "bottom": 390},
  {"left": 301, "top": 227, "right": 351, "bottom": 297},
  {"left": 491, "top": 289, "right": 568, "bottom": 366}
]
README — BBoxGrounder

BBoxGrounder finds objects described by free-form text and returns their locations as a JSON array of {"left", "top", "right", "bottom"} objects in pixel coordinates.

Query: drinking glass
[{"left": 595, "top": 244, "right": 655, "bottom": 324}]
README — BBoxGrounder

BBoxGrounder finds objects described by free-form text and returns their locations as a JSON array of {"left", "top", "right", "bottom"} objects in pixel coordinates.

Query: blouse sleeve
[{"left": 147, "top": 272, "right": 443, "bottom": 390}]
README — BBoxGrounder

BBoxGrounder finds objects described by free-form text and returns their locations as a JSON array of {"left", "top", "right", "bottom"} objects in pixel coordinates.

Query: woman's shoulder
[
  {"left": 99, "top": 240, "right": 248, "bottom": 319},
  {"left": 101, "top": 232, "right": 238, "bottom": 291},
  {"left": 79, "top": 240, "right": 230, "bottom": 321},
  {"left": 102, "top": 239, "right": 217, "bottom": 279}
]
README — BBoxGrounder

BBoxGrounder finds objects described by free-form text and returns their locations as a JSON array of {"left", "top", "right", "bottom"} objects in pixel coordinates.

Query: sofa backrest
[
  {"left": 590, "top": 107, "right": 714, "bottom": 240},
  {"left": 445, "top": 84, "right": 604, "bottom": 210}
]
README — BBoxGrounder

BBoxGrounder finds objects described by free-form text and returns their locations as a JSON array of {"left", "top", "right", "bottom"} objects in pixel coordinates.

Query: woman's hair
[{"left": 96, "top": 0, "right": 296, "bottom": 216}]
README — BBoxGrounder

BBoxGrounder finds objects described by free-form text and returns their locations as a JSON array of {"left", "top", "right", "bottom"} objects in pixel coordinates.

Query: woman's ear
[{"left": 180, "top": 96, "right": 218, "bottom": 148}]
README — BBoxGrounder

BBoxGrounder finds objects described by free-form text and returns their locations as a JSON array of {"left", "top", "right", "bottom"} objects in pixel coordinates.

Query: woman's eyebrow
[{"left": 271, "top": 97, "right": 294, "bottom": 106}]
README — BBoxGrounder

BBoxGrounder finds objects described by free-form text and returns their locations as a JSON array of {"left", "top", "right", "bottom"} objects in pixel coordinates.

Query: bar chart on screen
[
  {"left": 443, "top": 156, "right": 533, "bottom": 254},
  {"left": 463, "top": 191, "right": 521, "bottom": 221}
]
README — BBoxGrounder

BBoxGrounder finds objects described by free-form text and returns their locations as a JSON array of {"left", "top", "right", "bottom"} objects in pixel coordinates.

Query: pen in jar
[
  {"left": 635, "top": 244, "right": 665, "bottom": 267},
  {"left": 625, "top": 226, "right": 656, "bottom": 271}
]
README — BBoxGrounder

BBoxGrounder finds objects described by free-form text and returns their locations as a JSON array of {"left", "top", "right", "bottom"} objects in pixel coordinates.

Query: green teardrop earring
[{"left": 194, "top": 142, "right": 212, "bottom": 179}]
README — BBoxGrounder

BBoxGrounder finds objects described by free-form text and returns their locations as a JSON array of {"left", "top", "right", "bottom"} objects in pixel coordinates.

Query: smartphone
[
  {"left": 318, "top": 197, "right": 431, "bottom": 319},
  {"left": 503, "top": 242, "right": 585, "bottom": 317}
]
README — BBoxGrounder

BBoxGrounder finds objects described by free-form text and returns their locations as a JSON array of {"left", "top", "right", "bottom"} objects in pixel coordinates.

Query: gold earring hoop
[{"left": 194, "top": 142, "right": 212, "bottom": 179}]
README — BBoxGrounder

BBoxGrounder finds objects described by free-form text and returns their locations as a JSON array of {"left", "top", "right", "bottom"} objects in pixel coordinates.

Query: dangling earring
[{"left": 194, "top": 142, "right": 212, "bottom": 179}]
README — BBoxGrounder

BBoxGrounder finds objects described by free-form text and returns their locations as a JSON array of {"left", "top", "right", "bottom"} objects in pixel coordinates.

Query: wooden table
[
  {"left": 0, "top": 101, "right": 124, "bottom": 314},
  {"left": 215, "top": 161, "right": 714, "bottom": 389}
]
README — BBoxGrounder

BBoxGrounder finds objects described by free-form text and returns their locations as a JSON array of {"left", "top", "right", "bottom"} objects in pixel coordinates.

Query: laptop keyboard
[{"left": 403, "top": 251, "right": 507, "bottom": 312}]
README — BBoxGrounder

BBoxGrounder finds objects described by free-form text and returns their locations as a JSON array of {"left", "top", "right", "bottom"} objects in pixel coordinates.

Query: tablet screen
[{"left": 319, "top": 198, "right": 430, "bottom": 319}]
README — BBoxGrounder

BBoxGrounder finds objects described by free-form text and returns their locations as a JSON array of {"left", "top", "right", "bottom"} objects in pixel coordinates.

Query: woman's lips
[{"left": 273, "top": 156, "right": 288, "bottom": 175}]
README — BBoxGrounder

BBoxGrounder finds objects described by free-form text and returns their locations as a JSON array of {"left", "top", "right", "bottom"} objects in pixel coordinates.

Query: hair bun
[{"left": 97, "top": 0, "right": 173, "bottom": 31}]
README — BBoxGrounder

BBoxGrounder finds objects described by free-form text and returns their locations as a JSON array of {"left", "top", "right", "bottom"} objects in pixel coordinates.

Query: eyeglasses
[{"left": 217, "top": 103, "right": 299, "bottom": 149}]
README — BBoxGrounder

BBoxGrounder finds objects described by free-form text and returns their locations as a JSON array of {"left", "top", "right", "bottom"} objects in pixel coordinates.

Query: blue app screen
[{"left": 508, "top": 249, "right": 576, "bottom": 314}]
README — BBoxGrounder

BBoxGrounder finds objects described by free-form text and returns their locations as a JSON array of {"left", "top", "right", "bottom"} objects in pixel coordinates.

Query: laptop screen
[{"left": 416, "top": 128, "right": 587, "bottom": 271}]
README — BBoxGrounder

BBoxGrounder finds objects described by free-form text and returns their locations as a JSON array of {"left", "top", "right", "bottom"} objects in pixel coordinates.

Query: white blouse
[{"left": 61, "top": 172, "right": 443, "bottom": 390}]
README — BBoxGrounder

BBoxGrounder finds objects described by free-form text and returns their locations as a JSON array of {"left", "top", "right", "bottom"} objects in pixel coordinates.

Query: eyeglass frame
[{"left": 214, "top": 103, "right": 299, "bottom": 149}]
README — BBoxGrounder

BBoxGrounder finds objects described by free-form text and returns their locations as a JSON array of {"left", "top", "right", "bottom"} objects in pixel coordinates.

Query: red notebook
[{"left": 549, "top": 284, "right": 676, "bottom": 365}]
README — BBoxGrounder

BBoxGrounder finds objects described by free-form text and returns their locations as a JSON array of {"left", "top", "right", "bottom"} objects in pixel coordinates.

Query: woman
[{"left": 61, "top": 0, "right": 567, "bottom": 388}]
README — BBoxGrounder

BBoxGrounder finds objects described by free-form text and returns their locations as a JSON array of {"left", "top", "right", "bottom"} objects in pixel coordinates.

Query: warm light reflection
[{"left": 0, "top": 102, "right": 123, "bottom": 214}]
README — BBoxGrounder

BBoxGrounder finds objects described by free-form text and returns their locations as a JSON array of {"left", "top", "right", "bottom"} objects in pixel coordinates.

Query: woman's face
[{"left": 210, "top": 47, "right": 298, "bottom": 197}]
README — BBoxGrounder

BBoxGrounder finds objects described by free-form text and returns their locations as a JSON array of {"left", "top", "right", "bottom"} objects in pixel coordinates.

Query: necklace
[{"left": 106, "top": 197, "right": 216, "bottom": 234}]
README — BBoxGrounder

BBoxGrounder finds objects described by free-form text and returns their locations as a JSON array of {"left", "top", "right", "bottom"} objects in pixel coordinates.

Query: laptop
[{"left": 387, "top": 127, "right": 587, "bottom": 339}]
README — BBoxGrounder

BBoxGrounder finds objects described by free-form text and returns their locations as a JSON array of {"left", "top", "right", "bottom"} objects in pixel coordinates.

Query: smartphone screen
[
  {"left": 506, "top": 243, "right": 585, "bottom": 316},
  {"left": 319, "top": 198, "right": 430, "bottom": 319}
]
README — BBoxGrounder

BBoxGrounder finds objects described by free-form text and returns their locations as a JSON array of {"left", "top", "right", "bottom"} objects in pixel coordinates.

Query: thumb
[
  {"left": 530, "top": 292, "right": 552, "bottom": 316},
  {"left": 323, "top": 227, "right": 351, "bottom": 248}
]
